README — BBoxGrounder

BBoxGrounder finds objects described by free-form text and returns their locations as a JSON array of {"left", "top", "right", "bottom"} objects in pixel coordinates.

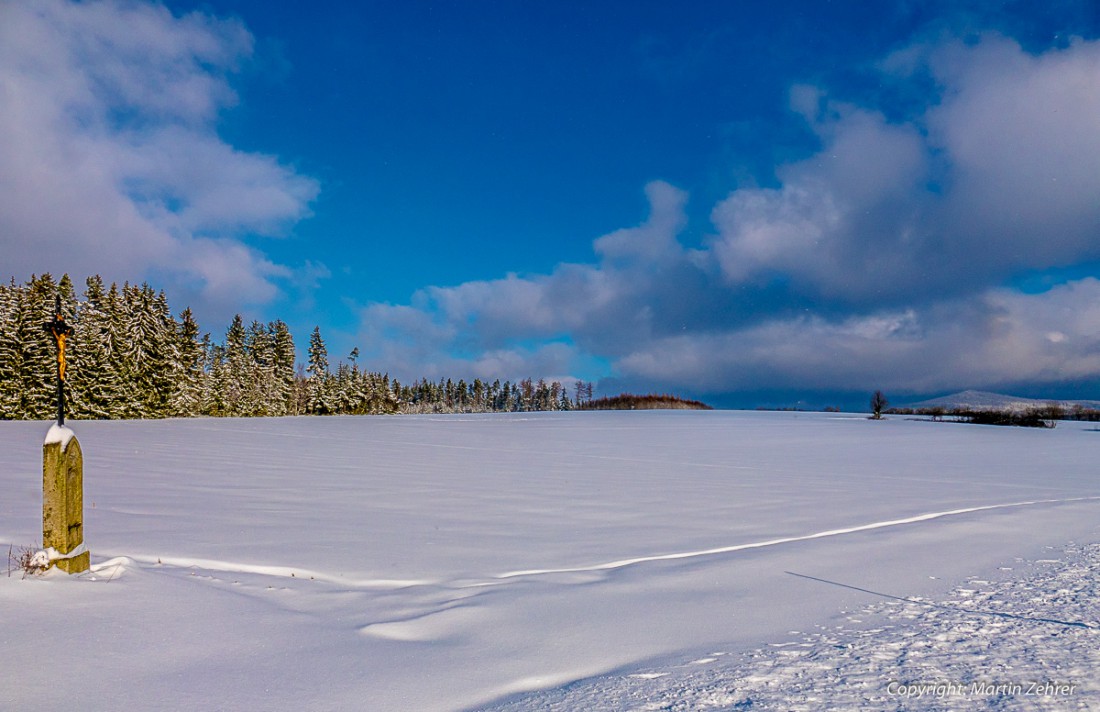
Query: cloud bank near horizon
[
  {"left": 359, "top": 33, "right": 1100, "bottom": 399},
  {"left": 0, "top": 0, "right": 319, "bottom": 320}
]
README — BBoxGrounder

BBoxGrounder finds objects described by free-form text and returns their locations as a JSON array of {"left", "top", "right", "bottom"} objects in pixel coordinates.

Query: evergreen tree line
[
  {"left": 393, "top": 375, "right": 589, "bottom": 414},
  {"left": 0, "top": 274, "right": 591, "bottom": 420}
]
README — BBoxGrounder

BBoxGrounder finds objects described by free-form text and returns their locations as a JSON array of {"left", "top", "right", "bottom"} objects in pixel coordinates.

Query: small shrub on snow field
[{"left": 7, "top": 545, "right": 49, "bottom": 579}]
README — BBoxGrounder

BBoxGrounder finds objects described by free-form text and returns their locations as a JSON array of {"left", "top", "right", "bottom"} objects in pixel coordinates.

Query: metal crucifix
[{"left": 43, "top": 295, "right": 73, "bottom": 426}]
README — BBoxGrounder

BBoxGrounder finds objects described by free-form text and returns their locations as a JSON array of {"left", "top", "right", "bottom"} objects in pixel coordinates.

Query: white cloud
[
  {"left": 113, "top": 125, "right": 317, "bottom": 236},
  {"left": 593, "top": 180, "right": 688, "bottom": 265},
  {"left": 928, "top": 35, "right": 1100, "bottom": 269},
  {"left": 0, "top": 0, "right": 319, "bottom": 315}
]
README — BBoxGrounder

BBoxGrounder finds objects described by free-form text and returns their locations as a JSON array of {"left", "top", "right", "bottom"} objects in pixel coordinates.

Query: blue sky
[{"left": 2, "top": 0, "right": 1100, "bottom": 408}]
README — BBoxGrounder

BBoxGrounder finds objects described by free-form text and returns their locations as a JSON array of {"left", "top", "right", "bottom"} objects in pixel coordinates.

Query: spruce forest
[{"left": 0, "top": 274, "right": 589, "bottom": 420}]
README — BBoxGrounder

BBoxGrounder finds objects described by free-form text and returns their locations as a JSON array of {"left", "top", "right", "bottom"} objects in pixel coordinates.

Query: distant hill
[
  {"left": 579, "top": 394, "right": 713, "bottom": 411},
  {"left": 903, "top": 390, "right": 1100, "bottom": 412}
]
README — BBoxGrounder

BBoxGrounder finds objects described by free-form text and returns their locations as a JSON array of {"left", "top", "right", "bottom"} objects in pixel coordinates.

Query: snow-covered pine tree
[
  {"left": 57, "top": 274, "right": 78, "bottom": 318},
  {"left": 244, "top": 320, "right": 277, "bottom": 417},
  {"left": 388, "top": 375, "right": 403, "bottom": 407},
  {"left": 169, "top": 307, "right": 207, "bottom": 417},
  {"left": 115, "top": 283, "right": 141, "bottom": 417},
  {"left": 69, "top": 276, "right": 120, "bottom": 419},
  {"left": 519, "top": 378, "right": 534, "bottom": 412},
  {"left": 342, "top": 348, "right": 370, "bottom": 414},
  {"left": 221, "top": 314, "right": 249, "bottom": 416},
  {"left": 102, "top": 282, "right": 129, "bottom": 418},
  {"left": 444, "top": 378, "right": 456, "bottom": 410},
  {"left": 271, "top": 320, "right": 298, "bottom": 415},
  {"left": 306, "top": 326, "right": 332, "bottom": 415},
  {"left": 334, "top": 361, "right": 353, "bottom": 414},
  {"left": 489, "top": 381, "right": 500, "bottom": 412},
  {"left": 534, "top": 379, "right": 548, "bottom": 411},
  {"left": 117, "top": 283, "right": 176, "bottom": 418},
  {"left": 0, "top": 279, "right": 19, "bottom": 419},
  {"left": 375, "top": 372, "right": 399, "bottom": 413},
  {"left": 15, "top": 274, "right": 61, "bottom": 419},
  {"left": 150, "top": 289, "right": 180, "bottom": 417},
  {"left": 471, "top": 378, "right": 484, "bottom": 412},
  {"left": 549, "top": 381, "right": 561, "bottom": 411},
  {"left": 351, "top": 362, "right": 373, "bottom": 414},
  {"left": 202, "top": 341, "right": 228, "bottom": 417},
  {"left": 456, "top": 379, "right": 469, "bottom": 412},
  {"left": 558, "top": 384, "right": 572, "bottom": 410}
]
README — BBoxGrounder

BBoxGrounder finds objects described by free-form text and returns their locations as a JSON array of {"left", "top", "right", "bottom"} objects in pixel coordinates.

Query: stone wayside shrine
[{"left": 41, "top": 295, "right": 89, "bottom": 574}]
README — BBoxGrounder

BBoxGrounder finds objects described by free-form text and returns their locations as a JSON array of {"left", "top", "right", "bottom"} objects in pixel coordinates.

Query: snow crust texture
[{"left": 490, "top": 542, "right": 1100, "bottom": 711}]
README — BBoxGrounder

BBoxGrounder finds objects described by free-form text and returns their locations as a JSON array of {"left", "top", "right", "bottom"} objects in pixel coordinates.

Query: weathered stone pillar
[{"left": 43, "top": 425, "right": 89, "bottom": 574}]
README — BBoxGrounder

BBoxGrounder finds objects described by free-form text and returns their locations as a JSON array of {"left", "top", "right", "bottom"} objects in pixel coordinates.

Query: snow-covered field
[{"left": 2, "top": 411, "right": 1098, "bottom": 711}]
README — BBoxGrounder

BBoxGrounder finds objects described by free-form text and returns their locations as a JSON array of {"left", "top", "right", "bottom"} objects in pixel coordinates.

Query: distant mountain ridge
[{"left": 904, "top": 390, "right": 1100, "bottom": 412}]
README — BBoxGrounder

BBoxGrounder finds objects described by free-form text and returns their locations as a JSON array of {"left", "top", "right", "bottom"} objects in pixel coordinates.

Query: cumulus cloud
[
  {"left": 0, "top": 0, "right": 319, "bottom": 316},
  {"left": 359, "top": 32, "right": 1100, "bottom": 400},
  {"left": 928, "top": 35, "right": 1100, "bottom": 269},
  {"left": 711, "top": 34, "right": 1100, "bottom": 307},
  {"left": 711, "top": 104, "right": 932, "bottom": 302}
]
